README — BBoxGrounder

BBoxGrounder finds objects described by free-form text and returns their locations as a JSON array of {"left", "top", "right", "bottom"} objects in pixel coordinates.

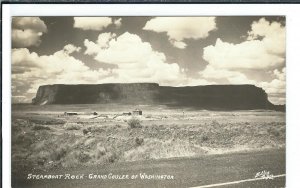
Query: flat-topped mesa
[
  {"left": 32, "top": 83, "right": 278, "bottom": 110},
  {"left": 32, "top": 83, "right": 160, "bottom": 105}
]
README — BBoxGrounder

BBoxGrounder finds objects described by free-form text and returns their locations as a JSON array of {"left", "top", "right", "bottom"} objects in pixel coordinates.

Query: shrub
[
  {"left": 32, "top": 125, "right": 51, "bottom": 131},
  {"left": 211, "top": 120, "right": 220, "bottom": 127},
  {"left": 37, "top": 159, "right": 46, "bottom": 166},
  {"left": 127, "top": 118, "right": 142, "bottom": 128},
  {"left": 51, "top": 147, "right": 67, "bottom": 161},
  {"left": 82, "top": 126, "right": 104, "bottom": 135},
  {"left": 90, "top": 126, "right": 105, "bottom": 133},
  {"left": 96, "top": 145, "right": 106, "bottom": 159},
  {"left": 135, "top": 137, "right": 144, "bottom": 146},
  {"left": 77, "top": 151, "right": 91, "bottom": 163},
  {"left": 64, "top": 123, "right": 81, "bottom": 130},
  {"left": 201, "top": 134, "right": 209, "bottom": 142},
  {"left": 107, "top": 152, "right": 118, "bottom": 163},
  {"left": 82, "top": 129, "right": 89, "bottom": 135},
  {"left": 268, "top": 128, "right": 281, "bottom": 137}
]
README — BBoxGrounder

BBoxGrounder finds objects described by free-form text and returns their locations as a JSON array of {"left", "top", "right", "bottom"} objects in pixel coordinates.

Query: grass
[
  {"left": 12, "top": 108, "right": 285, "bottom": 170},
  {"left": 27, "top": 116, "right": 66, "bottom": 125}
]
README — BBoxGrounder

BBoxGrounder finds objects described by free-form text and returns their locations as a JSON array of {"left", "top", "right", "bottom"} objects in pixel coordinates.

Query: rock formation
[{"left": 32, "top": 83, "right": 282, "bottom": 111}]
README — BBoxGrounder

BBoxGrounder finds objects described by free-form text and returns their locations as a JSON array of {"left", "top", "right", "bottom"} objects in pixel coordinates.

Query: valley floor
[{"left": 11, "top": 104, "right": 286, "bottom": 187}]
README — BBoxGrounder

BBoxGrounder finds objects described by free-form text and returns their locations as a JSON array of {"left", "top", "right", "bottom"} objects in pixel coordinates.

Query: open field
[
  {"left": 12, "top": 148, "right": 285, "bottom": 188},
  {"left": 12, "top": 104, "right": 285, "bottom": 174}
]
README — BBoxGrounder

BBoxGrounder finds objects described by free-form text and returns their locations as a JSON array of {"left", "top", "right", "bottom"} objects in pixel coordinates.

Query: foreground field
[
  {"left": 12, "top": 148, "right": 285, "bottom": 188},
  {"left": 12, "top": 104, "right": 285, "bottom": 172}
]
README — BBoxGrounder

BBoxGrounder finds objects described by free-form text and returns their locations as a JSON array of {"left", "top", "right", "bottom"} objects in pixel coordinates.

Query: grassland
[{"left": 12, "top": 104, "right": 285, "bottom": 173}]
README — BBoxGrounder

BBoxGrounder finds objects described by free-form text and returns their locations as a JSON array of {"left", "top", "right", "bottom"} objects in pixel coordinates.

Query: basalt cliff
[{"left": 32, "top": 83, "right": 283, "bottom": 111}]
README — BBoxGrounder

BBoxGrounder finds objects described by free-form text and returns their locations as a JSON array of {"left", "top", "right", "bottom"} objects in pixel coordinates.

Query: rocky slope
[{"left": 32, "top": 83, "right": 279, "bottom": 110}]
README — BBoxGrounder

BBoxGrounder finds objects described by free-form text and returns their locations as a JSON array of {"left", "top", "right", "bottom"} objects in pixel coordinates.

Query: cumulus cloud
[
  {"left": 12, "top": 45, "right": 113, "bottom": 102},
  {"left": 74, "top": 17, "right": 113, "bottom": 30},
  {"left": 143, "top": 17, "right": 216, "bottom": 49},
  {"left": 201, "top": 65, "right": 255, "bottom": 85},
  {"left": 84, "top": 32, "right": 184, "bottom": 84},
  {"left": 114, "top": 18, "right": 122, "bottom": 28},
  {"left": 178, "top": 77, "right": 215, "bottom": 87},
  {"left": 12, "top": 96, "right": 27, "bottom": 103},
  {"left": 171, "top": 40, "right": 187, "bottom": 49},
  {"left": 12, "top": 17, "right": 47, "bottom": 47},
  {"left": 203, "top": 38, "right": 285, "bottom": 69},
  {"left": 63, "top": 44, "right": 81, "bottom": 54},
  {"left": 258, "top": 68, "right": 286, "bottom": 104},
  {"left": 201, "top": 18, "right": 286, "bottom": 104},
  {"left": 84, "top": 33, "right": 116, "bottom": 55},
  {"left": 203, "top": 18, "right": 285, "bottom": 70},
  {"left": 247, "top": 18, "right": 285, "bottom": 55}
]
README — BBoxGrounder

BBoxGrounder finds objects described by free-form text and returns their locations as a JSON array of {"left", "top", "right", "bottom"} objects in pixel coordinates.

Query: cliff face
[{"left": 32, "top": 83, "right": 278, "bottom": 110}]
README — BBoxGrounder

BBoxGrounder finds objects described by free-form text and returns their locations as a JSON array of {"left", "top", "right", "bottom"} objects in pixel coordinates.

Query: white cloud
[
  {"left": 203, "top": 18, "right": 285, "bottom": 70},
  {"left": 63, "top": 44, "right": 81, "bottom": 54},
  {"left": 84, "top": 32, "right": 116, "bottom": 55},
  {"left": 84, "top": 32, "right": 184, "bottom": 84},
  {"left": 203, "top": 38, "right": 285, "bottom": 70},
  {"left": 178, "top": 77, "right": 215, "bottom": 87},
  {"left": 201, "top": 18, "right": 285, "bottom": 104},
  {"left": 258, "top": 68, "right": 285, "bottom": 104},
  {"left": 247, "top": 18, "right": 285, "bottom": 56},
  {"left": 12, "top": 45, "right": 113, "bottom": 102},
  {"left": 171, "top": 40, "right": 187, "bottom": 49},
  {"left": 201, "top": 65, "right": 255, "bottom": 85},
  {"left": 114, "top": 18, "right": 122, "bottom": 28},
  {"left": 143, "top": 17, "right": 216, "bottom": 49},
  {"left": 12, "top": 17, "right": 47, "bottom": 47},
  {"left": 74, "top": 17, "right": 113, "bottom": 30},
  {"left": 12, "top": 96, "right": 27, "bottom": 103}
]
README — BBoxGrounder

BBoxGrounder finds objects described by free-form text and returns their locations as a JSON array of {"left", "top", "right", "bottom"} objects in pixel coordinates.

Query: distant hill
[{"left": 32, "top": 83, "right": 284, "bottom": 111}]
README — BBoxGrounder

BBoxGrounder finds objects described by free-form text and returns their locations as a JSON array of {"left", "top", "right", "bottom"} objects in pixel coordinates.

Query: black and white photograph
[{"left": 10, "top": 15, "right": 286, "bottom": 188}]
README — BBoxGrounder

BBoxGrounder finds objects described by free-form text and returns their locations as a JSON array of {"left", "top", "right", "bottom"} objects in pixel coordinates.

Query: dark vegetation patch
[{"left": 127, "top": 118, "right": 142, "bottom": 128}]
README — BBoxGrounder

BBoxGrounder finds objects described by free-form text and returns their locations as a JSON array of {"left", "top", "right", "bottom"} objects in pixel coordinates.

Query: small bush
[
  {"left": 51, "top": 147, "right": 67, "bottom": 161},
  {"left": 211, "top": 120, "right": 220, "bottom": 127},
  {"left": 82, "top": 129, "right": 89, "bottom": 135},
  {"left": 64, "top": 123, "right": 81, "bottom": 130},
  {"left": 135, "top": 137, "right": 144, "bottom": 146},
  {"left": 32, "top": 125, "right": 51, "bottom": 131},
  {"left": 82, "top": 126, "right": 104, "bottom": 135},
  {"left": 268, "top": 128, "right": 281, "bottom": 137},
  {"left": 107, "top": 152, "right": 118, "bottom": 163},
  {"left": 77, "top": 151, "right": 91, "bottom": 163},
  {"left": 90, "top": 126, "right": 105, "bottom": 133},
  {"left": 127, "top": 118, "right": 142, "bottom": 128},
  {"left": 201, "top": 134, "right": 209, "bottom": 142},
  {"left": 96, "top": 145, "right": 106, "bottom": 159},
  {"left": 36, "top": 158, "right": 46, "bottom": 166}
]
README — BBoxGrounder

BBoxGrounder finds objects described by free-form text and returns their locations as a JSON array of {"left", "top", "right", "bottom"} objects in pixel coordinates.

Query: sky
[{"left": 11, "top": 16, "right": 286, "bottom": 104}]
